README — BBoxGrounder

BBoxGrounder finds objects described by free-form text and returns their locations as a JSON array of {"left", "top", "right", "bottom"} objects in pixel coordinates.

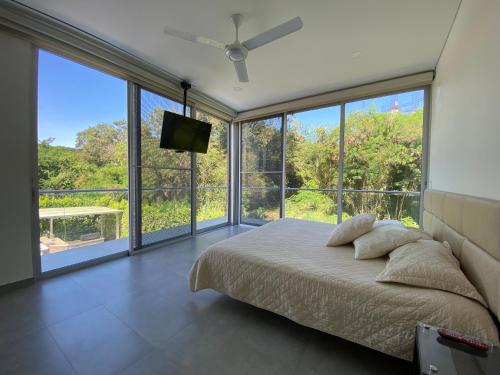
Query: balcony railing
[
  {"left": 241, "top": 187, "right": 420, "bottom": 226},
  {"left": 39, "top": 186, "right": 229, "bottom": 255}
]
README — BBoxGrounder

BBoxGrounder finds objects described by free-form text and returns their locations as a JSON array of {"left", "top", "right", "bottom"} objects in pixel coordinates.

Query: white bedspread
[{"left": 189, "top": 219, "right": 499, "bottom": 360}]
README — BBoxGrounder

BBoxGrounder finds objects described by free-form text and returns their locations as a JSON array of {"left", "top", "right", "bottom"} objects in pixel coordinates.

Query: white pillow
[
  {"left": 373, "top": 219, "right": 405, "bottom": 228},
  {"left": 376, "top": 240, "right": 487, "bottom": 306},
  {"left": 325, "top": 213, "right": 375, "bottom": 246},
  {"left": 353, "top": 224, "right": 425, "bottom": 259}
]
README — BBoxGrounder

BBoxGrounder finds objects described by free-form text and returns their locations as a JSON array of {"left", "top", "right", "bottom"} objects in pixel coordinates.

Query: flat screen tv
[{"left": 160, "top": 111, "right": 212, "bottom": 153}]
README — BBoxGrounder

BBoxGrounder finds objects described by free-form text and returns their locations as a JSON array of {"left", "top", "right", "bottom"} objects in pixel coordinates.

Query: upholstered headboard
[{"left": 423, "top": 189, "right": 500, "bottom": 318}]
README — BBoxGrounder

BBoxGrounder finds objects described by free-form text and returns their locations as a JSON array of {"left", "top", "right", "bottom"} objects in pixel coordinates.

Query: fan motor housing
[{"left": 225, "top": 42, "right": 248, "bottom": 62}]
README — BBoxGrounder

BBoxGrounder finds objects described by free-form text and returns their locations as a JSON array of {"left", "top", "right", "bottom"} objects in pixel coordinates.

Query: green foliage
[
  {"left": 141, "top": 200, "right": 190, "bottom": 233},
  {"left": 38, "top": 140, "right": 86, "bottom": 190},
  {"left": 38, "top": 106, "right": 423, "bottom": 244},
  {"left": 245, "top": 108, "right": 423, "bottom": 223},
  {"left": 285, "top": 190, "right": 338, "bottom": 224}
]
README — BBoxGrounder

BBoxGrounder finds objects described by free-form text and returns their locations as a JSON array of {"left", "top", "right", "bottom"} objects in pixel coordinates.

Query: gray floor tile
[
  {"left": 48, "top": 306, "right": 153, "bottom": 375},
  {"left": 160, "top": 314, "right": 294, "bottom": 375},
  {"left": 104, "top": 285, "right": 194, "bottom": 348},
  {"left": 69, "top": 264, "right": 147, "bottom": 304},
  {"left": 0, "top": 328, "right": 75, "bottom": 375},
  {"left": 0, "top": 286, "right": 45, "bottom": 346},
  {"left": 294, "top": 330, "right": 412, "bottom": 375},
  {"left": 119, "top": 349, "right": 182, "bottom": 375},
  {"left": 33, "top": 275, "right": 101, "bottom": 326}
]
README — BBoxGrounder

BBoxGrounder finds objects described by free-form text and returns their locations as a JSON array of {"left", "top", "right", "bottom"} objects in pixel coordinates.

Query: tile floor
[{"left": 0, "top": 225, "right": 412, "bottom": 375}]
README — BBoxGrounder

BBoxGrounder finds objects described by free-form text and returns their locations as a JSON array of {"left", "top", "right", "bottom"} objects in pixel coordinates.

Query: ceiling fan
[{"left": 163, "top": 14, "right": 303, "bottom": 83}]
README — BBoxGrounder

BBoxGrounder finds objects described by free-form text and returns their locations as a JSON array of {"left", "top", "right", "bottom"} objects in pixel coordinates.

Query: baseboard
[{"left": 0, "top": 277, "right": 35, "bottom": 293}]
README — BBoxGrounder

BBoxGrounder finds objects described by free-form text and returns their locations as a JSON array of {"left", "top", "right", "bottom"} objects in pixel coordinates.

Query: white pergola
[{"left": 39, "top": 206, "right": 122, "bottom": 240}]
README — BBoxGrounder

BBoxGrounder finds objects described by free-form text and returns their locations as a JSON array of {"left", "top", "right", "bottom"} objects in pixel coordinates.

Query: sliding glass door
[
  {"left": 240, "top": 115, "right": 283, "bottom": 224},
  {"left": 139, "top": 89, "right": 192, "bottom": 245},
  {"left": 37, "top": 50, "right": 128, "bottom": 272},
  {"left": 195, "top": 111, "right": 230, "bottom": 231}
]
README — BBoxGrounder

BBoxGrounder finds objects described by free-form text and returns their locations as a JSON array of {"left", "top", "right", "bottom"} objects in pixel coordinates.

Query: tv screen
[{"left": 160, "top": 111, "right": 212, "bottom": 153}]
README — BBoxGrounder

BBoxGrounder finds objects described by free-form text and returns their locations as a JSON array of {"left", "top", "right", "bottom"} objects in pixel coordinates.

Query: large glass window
[
  {"left": 139, "top": 89, "right": 192, "bottom": 245},
  {"left": 342, "top": 90, "right": 424, "bottom": 226},
  {"left": 239, "top": 89, "right": 426, "bottom": 227},
  {"left": 240, "top": 116, "right": 283, "bottom": 224},
  {"left": 195, "top": 111, "right": 229, "bottom": 231},
  {"left": 285, "top": 106, "right": 341, "bottom": 223},
  {"left": 37, "top": 50, "right": 128, "bottom": 272}
]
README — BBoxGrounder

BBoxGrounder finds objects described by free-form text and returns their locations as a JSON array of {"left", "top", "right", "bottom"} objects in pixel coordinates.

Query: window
[
  {"left": 239, "top": 89, "right": 426, "bottom": 227},
  {"left": 240, "top": 116, "right": 283, "bottom": 224},
  {"left": 37, "top": 50, "right": 128, "bottom": 272},
  {"left": 139, "top": 89, "right": 192, "bottom": 245},
  {"left": 343, "top": 90, "right": 424, "bottom": 226},
  {"left": 285, "top": 105, "right": 341, "bottom": 223},
  {"left": 195, "top": 111, "right": 229, "bottom": 231}
]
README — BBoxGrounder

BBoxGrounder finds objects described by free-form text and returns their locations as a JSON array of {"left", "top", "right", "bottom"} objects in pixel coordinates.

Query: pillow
[
  {"left": 325, "top": 213, "right": 375, "bottom": 246},
  {"left": 373, "top": 219, "right": 405, "bottom": 228},
  {"left": 353, "top": 224, "right": 425, "bottom": 259},
  {"left": 376, "top": 240, "right": 487, "bottom": 306}
]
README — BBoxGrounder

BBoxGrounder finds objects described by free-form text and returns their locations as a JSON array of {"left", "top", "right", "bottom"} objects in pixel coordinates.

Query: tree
[{"left": 75, "top": 121, "right": 127, "bottom": 167}]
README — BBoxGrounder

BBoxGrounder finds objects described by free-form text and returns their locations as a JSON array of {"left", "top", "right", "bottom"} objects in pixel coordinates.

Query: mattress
[{"left": 189, "top": 218, "right": 499, "bottom": 360}]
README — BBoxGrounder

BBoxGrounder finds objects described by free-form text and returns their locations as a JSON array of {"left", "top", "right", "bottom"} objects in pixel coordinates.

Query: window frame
[
  {"left": 193, "top": 108, "right": 232, "bottom": 234},
  {"left": 239, "top": 113, "right": 285, "bottom": 225},
  {"left": 237, "top": 86, "right": 430, "bottom": 227}
]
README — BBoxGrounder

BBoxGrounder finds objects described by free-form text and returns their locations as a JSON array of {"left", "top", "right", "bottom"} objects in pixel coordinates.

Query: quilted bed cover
[{"left": 189, "top": 219, "right": 499, "bottom": 360}]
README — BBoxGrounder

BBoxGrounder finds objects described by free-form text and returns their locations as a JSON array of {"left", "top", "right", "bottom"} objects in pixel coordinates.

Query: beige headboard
[{"left": 423, "top": 189, "right": 500, "bottom": 318}]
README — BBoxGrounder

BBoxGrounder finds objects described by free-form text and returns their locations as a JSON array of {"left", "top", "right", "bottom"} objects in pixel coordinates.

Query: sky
[
  {"left": 38, "top": 50, "right": 127, "bottom": 147},
  {"left": 38, "top": 49, "right": 424, "bottom": 147},
  {"left": 290, "top": 90, "right": 424, "bottom": 131}
]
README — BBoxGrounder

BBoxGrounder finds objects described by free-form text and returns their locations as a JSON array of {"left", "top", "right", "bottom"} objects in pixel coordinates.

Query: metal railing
[
  {"left": 239, "top": 187, "right": 420, "bottom": 195},
  {"left": 39, "top": 186, "right": 228, "bottom": 195}
]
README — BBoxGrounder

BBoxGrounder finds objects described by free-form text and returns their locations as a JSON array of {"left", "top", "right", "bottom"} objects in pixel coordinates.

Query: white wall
[
  {"left": 429, "top": 0, "right": 500, "bottom": 200},
  {"left": 0, "top": 31, "right": 36, "bottom": 286}
]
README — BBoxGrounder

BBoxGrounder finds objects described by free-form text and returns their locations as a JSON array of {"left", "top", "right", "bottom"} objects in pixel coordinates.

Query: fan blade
[
  {"left": 242, "top": 16, "right": 302, "bottom": 51},
  {"left": 233, "top": 60, "right": 249, "bottom": 82},
  {"left": 164, "top": 25, "right": 225, "bottom": 49}
]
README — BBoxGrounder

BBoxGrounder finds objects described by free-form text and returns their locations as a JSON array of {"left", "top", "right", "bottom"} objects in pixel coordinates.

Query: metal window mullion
[
  {"left": 31, "top": 46, "right": 42, "bottom": 278},
  {"left": 236, "top": 121, "right": 242, "bottom": 224},
  {"left": 337, "top": 103, "right": 346, "bottom": 224},
  {"left": 420, "top": 86, "right": 431, "bottom": 228},
  {"left": 281, "top": 112, "right": 287, "bottom": 218},
  {"left": 128, "top": 82, "right": 141, "bottom": 251},
  {"left": 191, "top": 106, "right": 197, "bottom": 235},
  {"left": 226, "top": 120, "right": 232, "bottom": 225}
]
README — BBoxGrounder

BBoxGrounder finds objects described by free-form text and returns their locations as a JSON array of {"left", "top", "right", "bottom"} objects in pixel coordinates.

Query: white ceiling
[{"left": 19, "top": 0, "right": 460, "bottom": 112}]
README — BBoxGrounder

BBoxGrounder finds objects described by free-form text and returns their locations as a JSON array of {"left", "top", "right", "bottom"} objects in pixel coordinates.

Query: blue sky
[
  {"left": 38, "top": 49, "right": 423, "bottom": 147},
  {"left": 290, "top": 90, "right": 424, "bottom": 132},
  {"left": 38, "top": 50, "right": 127, "bottom": 147}
]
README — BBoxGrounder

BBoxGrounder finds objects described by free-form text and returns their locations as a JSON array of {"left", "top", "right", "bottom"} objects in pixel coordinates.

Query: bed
[{"left": 189, "top": 190, "right": 500, "bottom": 360}]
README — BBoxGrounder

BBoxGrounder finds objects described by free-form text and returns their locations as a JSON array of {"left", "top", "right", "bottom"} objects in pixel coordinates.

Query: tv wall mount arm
[
  {"left": 173, "top": 80, "right": 192, "bottom": 153},
  {"left": 181, "top": 80, "right": 191, "bottom": 117}
]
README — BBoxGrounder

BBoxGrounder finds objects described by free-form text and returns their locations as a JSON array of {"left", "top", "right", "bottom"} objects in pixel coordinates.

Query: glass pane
[
  {"left": 342, "top": 191, "right": 420, "bottom": 228},
  {"left": 241, "top": 117, "right": 282, "bottom": 172},
  {"left": 37, "top": 50, "right": 128, "bottom": 272},
  {"left": 241, "top": 172, "right": 281, "bottom": 224},
  {"left": 140, "top": 89, "right": 192, "bottom": 243},
  {"left": 196, "top": 111, "right": 229, "bottom": 230},
  {"left": 343, "top": 90, "right": 424, "bottom": 224},
  {"left": 285, "top": 189, "right": 337, "bottom": 224},
  {"left": 140, "top": 89, "right": 191, "bottom": 169},
  {"left": 141, "top": 168, "right": 191, "bottom": 244},
  {"left": 240, "top": 116, "right": 283, "bottom": 224},
  {"left": 285, "top": 105, "right": 341, "bottom": 223}
]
